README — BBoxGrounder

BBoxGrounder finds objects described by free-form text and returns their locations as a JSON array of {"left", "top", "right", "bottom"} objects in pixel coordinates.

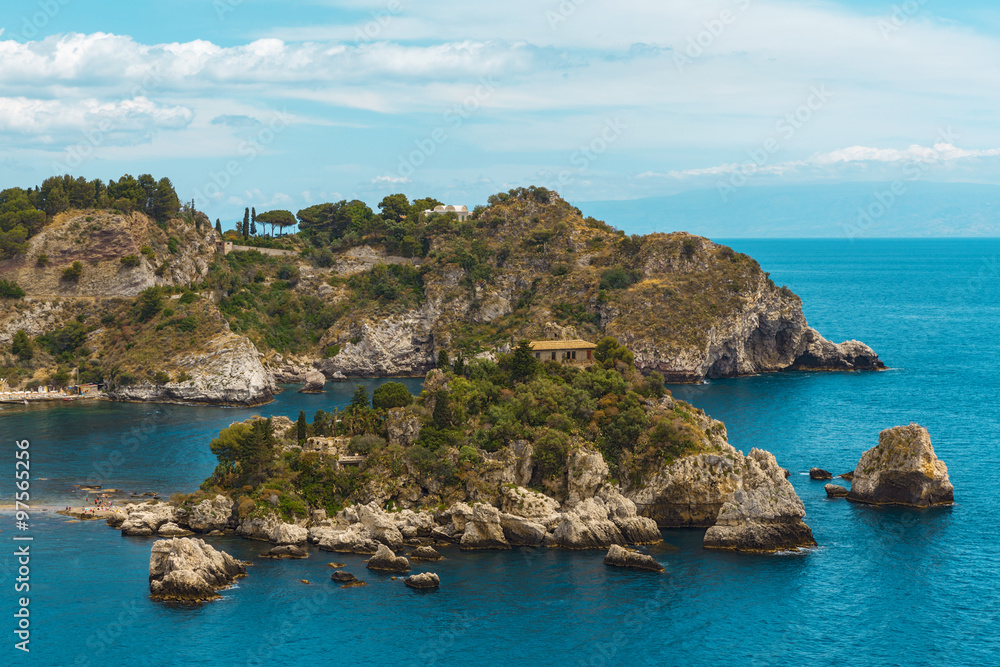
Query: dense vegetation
[
  {"left": 193, "top": 339, "right": 719, "bottom": 519},
  {"left": 0, "top": 174, "right": 181, "bottom": 260}
]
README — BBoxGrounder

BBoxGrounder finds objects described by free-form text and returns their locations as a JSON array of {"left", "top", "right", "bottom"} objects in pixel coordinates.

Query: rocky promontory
[
  {"left": 847, "top": 424, "right": 954, "bottom": 507},
  {"left": 148, "top": 538, "right": 246, "bottom": 602},
  {"left": 603, "top": 544, "right": 664, "bottom": 572}
]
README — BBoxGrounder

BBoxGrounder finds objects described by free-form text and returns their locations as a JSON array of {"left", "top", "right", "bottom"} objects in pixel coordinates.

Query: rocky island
[
  {"left": 1, "top": 180, "right": 883, "bottom": 408},
  {"left": 847, "top": 424, "right": 954, "bottom": 507}
]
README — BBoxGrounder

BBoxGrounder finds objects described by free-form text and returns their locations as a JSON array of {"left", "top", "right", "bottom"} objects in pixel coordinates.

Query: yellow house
[{"left": 529, "top": 339, "right": 598, "bottom": 365}]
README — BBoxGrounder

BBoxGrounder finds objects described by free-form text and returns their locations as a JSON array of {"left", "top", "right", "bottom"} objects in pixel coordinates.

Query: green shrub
[
  {"left": 178, "top": 291, "right": 198, "bottom": 305},
  {"left": 140, "top": 245, "right": 155, "bottom": 260},
  {"left": 61, "top": 261, "right": 83, "bottom": 283},
  {"left": 167, "top": 237, "right": 180, "bottom": 254},
  {"left": 0, "top": 279, "right": 25, "bottom": 299},
  {"left": 161, "top": 308, "right": 175, "bottom": 318},
  {"left": 348, "top": 434, "right": 386, "bottom": 455},
  {"left": 134, "top": 287, "right": 164, "bottom": 322},
  {"left": 120, "top": 255, "right": 141, "bottom": 268},
  {"left": 35, "top": 254, "right": 48, "bottom": 267},
  {"left": 152, "top": 371, "right": 171, "bottom": 384},
  {"left": 458, "top": 445, "right": 481, "bottom": 466},
  {"left": 599, "top": 267, "right": 641, "bottom": 290}
]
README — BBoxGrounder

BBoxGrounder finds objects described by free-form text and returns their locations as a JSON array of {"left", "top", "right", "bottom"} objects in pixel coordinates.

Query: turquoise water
[{"left": 2, "top": 240, "right": 999, "bottom": 666}]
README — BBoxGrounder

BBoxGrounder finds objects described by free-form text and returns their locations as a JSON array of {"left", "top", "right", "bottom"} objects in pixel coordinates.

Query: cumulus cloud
[{"left": 372, "top": 175, "right": 410, "bottom": 184}]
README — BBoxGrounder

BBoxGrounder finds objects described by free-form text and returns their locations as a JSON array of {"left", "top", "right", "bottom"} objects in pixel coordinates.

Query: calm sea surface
[{"left": 2, "top": 239, "right": 998, "bottom": 666}]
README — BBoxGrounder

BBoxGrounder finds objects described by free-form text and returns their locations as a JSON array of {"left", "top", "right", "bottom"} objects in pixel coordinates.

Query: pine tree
[
  {"left": 296, "top": 410, "right": 307, "bottom": 444},
  {"left": 242, "top": 208, "right": 250, "bottom": 239}
]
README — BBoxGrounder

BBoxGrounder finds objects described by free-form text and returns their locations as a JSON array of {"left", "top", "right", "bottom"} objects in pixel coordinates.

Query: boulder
[
  {"left": 460, "top": 505, "right": 510, "bottom": 550},
  {"left": 598, "top": 487, "right": 662, "bottom": 545},
  {"left": 330, "top": 371, "right": 347, "bottom": 382},
  {"left": 357, "top": 502, "right": 405, "bottom": 550},
  {"left": 839, "top": 471, "right": 855, "bottom": 481},
  {"left": 186, "top": 495, "right": 233, "bottom": 533},
  {"left": 237, "top": 514, "right": 308, "bottom": 544},
  {"left": 149, "top": 538, "right": 246, "bottom": 602},
  {"left": 703, "top": 449, "right": 817, "bottom": 553},
  {"left": 410, "top": 546, "right": 443, "bottom": 561},
  {"left": 847, "top": 424, "right": 954, "bottom": 507},
  {"left": 498, "top": 513, "right": 547, "bottom": 547},
  {"left": 549, "top": 498, "right": 625, "bottom": 549},
  {"left": 603, "top": 544, "right": 665, "bottom": 573},
  {"left": 448, "top": 502, "right": 474, "bottom": 532},
  {"left": 331, "top": 571, "right": 357, "bottom": 583},
  {"left": 499, "top": 485, "right": 561, "bottom": 521},
  {"left": 825, "top": 484, "right": 849, "bottom": 498},
  {"left": 298, "top": 370, "right": 326, "bottom": 394},
  {"left": 121, "top": 503, "right": 178, "bottom": 537},
  {"left": 158, "top": 522, "right": 194, "bottom": 537},
  {"left": 366, "top": 543, "right": 410, "bottom": 573},
  {"left": 404, "top": 572, "right": 440, "bottom": 590},
  {"left": 315, "top": 525, "right": 380, "bottom": 554},
  {"left": 105, "top": 509, "right": 128, "bottom": 528},
  {"left": 809, "top": 468, "right": 833, "bottom": 480},
  {"left": 260, "top": 545, "right": 309, "bottom": 559}
]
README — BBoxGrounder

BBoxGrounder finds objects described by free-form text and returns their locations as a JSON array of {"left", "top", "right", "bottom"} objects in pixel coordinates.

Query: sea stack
[
  {"left": 703, "top": 449, "right": 817, "bottom": 553},
  {"left": 149, "top": 538, "right": 246, "bottom": 602},
  {"left": 847, "top": 424, "right": 954, "bottom": 507}
]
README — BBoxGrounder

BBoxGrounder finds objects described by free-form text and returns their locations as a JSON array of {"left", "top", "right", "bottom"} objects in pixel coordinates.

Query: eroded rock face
[
  {"left": 628, "top": 449, "right": 743, "bottom": 528},
  {"left": 410, "top": 546, "right": 442, "bottom": 561},
  {"left": 186, "top": 495, "right": 233, "bottom": 533},
  {"left": 366, "top": 543, "right": 410, "bottom": 572},
  {"left": 121, "top": 502, "right": 178, "bottom": 537},
  {"left": 567, "top": 447, "right": 609, "bottom": 504},
  {"left": 149, "top": 538, "right": 246, "bottom": 602},
  {"left": 703, "top": 449, "right": 816, "bottom": 553},
  {"left": 550, "top": 498, "right": 625, "bottom": 549},
  {"left": 314, "top": 524, "right": 380, "bottom": 554},
  {"left": 604, "top": 544, "right": 664, "bottom": 573},
  {"left": 357, "top": 502, "right": 406, "bottom": 550},
  {"left": 847, "top": 425, "right": 954, "bottom": 507},
  {"left": 460, "top": 504, "right": 510, "bottom": 550},
  {"left": 825, "top": 484, "right": 848, "bottom": 498},
  {"left": 386, "top": 408, "right": 421, "bottom": 447},
  {"left": 236, "top": 514, "right": 308, "bottom": 544}
]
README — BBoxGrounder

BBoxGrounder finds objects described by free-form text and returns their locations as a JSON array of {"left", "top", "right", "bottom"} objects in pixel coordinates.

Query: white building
[{"left": 423, "top": 205, "right": 470, "bottom": 222}]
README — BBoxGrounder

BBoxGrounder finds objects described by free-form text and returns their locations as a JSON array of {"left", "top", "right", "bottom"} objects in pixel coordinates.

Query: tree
[
  {"left": 296, "top": 410, "right": 307, "bottom": 444},
  {"left": 11, "top": 329, "right": 33, "bottom": 360},
  {"left": 61, "top": 261, "right": 83, "bottom": 283},
  {"left": 0, "top": 279, "right": 25, "bottom": 299},
  {"left": 152, "top": 177, "right": 180, "bottom": 222},
  {"left": 134, "top": 286, "right": 164, "bottom": 322},
  {"left": 372, "top": 382, "right": 413, "bottom": 409},
  {"left": 506, "top": 340, "right": 539, "bottom": 382},
  {"left": 251, "top": 207, "right": 257, "bottom": 236},
  {"left": 256, "top": 209, "right": 296, "bottom": 236},
  {"left": 242, "top": 208, "right": 250, "bottom": 239},
  {"left": 594, "top": 337, "right": 635, "bottom": 369},
  {"left": 215, "top": 219, "right": 222, "bottom": 235},
  {"left": 437, "top": 349, "right": 450, "bottom": 371},
  {"left": 431, "top": 389, "right": 453, "bottom": 429},
  {"left": 350, "top": 385, "right": 370, "bottom": 411},
  {"left": 378, "top": 194, "right": 411, "bottom": 222},
  {"left": 453, "top": 354, "right": 465, "bottom": 376}
]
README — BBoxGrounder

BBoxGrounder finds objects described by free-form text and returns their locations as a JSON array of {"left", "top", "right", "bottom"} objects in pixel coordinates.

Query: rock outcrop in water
[
  {"left": 703, "top": 449, "right": 817, "bottom": 553},
  {"left": 404, "top": 572, "right": 440, "bottom": 589},
  {"left": 603, "top": 544, "right": 665, "bottom": 573},
  {"left": 366, "top": 543, "right": 411, "bottom": 573},
  {"left": 148, "top": 538, "right": 246, "bottom": 602},
  {"left": 847, "top": 424, "right": 954, "bottom": 507}
]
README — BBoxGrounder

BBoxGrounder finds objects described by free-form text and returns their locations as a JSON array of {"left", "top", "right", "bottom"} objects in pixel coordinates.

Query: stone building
[{"left": 529, "top": 339, "right": 598, "bottom": 365}]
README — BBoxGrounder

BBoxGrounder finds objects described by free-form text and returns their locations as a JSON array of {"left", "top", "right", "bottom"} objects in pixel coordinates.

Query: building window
[
  {"left": 587, "top": 350, "right": 592, "bottom": 360},
  {"left": 551, "top": 352, "right": 556, "bottom": 360},
  {"left": 535, "top": 352, "right": 540, "bottom": 359}
]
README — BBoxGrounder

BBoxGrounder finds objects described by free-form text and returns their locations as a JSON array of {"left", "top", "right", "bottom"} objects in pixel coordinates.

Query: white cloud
[{"left": 372, "top": 175, "right": 410, "bottom": 184}]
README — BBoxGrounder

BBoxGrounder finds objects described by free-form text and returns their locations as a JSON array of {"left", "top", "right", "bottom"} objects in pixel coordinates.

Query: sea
[{"left": 1, "top": 239, "right": 998, "bottom": 666}]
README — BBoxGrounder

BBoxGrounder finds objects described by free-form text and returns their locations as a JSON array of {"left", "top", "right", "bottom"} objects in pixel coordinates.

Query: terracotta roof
[{"left": 529, "top": 339, "right": 597, "bottom": 351}]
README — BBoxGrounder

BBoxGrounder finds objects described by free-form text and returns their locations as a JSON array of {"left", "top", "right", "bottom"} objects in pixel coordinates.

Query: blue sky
[{"left": 2, "top": 0, "right": 1000, "bottom": 228}]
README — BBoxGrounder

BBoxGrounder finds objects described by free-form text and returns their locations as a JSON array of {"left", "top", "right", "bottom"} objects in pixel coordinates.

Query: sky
[{"left": 1, "top": 0, "right": 999, "bottom": 229}]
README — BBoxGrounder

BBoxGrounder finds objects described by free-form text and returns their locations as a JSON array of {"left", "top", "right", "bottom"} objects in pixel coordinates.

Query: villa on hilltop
[
  {"left": 529, "top": 339, "right": 597, "bottom": 365},
  {"left": 422, "top": 205, "right": 470, "bottom": 222}
]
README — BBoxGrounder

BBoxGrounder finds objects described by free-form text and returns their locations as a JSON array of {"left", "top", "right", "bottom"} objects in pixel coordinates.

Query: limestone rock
[
  {"left": 704, "top": 449, "right": 817, "bottom": 553},
  {"left": 187, "top": 495, "right": 233, "bottom": 533},
  {"left": 357, "top": 502, "right": 405, "bottom": 550},
  {"left": 410, "top": 546, "right": 443, "bottom": 561},
  {"left": 315, "top": 525, "right": 380, "bottom": 554},
  {"left": 236, "top": 514, "right": 308, "bottom": 544},
  {"left": 598, "top": 487, "right": 662, "bottom": 545},
  {"left": 809, "top": 468, "right": 833, "bottom": 480},
  {"left": 567, "top": 447, "right": 609, "bottom": 504},
  {"left": 121, "top": 502, "right": 178, "bottom": 537},
  {"left": 550, "top": 498, "right": 625, "bottom": 549},
  {"left": 386, "top": 408, "right": 421, "bottom": 447},
  {"left": 148, "top": 537, "right": 246, "bottom": 602},
  {"left": 261, "top": 544, "right": 309, "bottom": 559},
  {"left": 460, "top": 505, "right": 510, "bottom": 550},
  {"left": 847, "top": 425, "right": 954, "bottom": 507},
  {"left": 500, "top": 485, "right": 560, "bottom": 521},
  {"left": 331, "top": 571, "right": 357, "bottom": 583},
  {"left": 405, "top": 572, "right": 440, "bottom": 589},
  {"left": 603, "top": 544, "right": 664, "bottom": 573},
  {"left": 498, "top": 513, "right": 547, "bottom": 547},
  {"left": 366, "top": 543, "right": 411, "bottom": 573},
  {"left": 157, "top": 522, "right": 193, "bottom": 537},
  {"left": 825, "top": 484, "right": 848, "bottom": 498},
  {"left": 448, "top": 502, "right": 474, "bottom": 532},
  {"left": 298, "top": 370, "right": 326, "bottom": 394}
]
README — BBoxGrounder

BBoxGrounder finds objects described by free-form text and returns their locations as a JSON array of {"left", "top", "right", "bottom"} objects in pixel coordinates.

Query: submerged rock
[
  {"left": 824, "top": 484, "right": 849, "bottom": 498},
  {"left": 809, "top": 468, "right": 833, "bottom": 480},
  {"left": 366, "top": 543, "right": 410, "bottom": 573},
  {"left": 703, "top": 449, "right": 817, "bottom": 553},
  {"left": 341, "top": 580, "right": 367, "bottom": 589},
  {"left": 847, "top": 424, "right": 954, "bottom": 507},
  {"left": 149, "top": 538, "right": 246, "bottom": 602},
  {"left": 261, "top": 544, "right": 309, "bottom": 559},
  {"left": 404, "top": 572, "right": 440, "bottom": 589},
  {"left": 603, "top": 544, "right": 664, "bottom": 573}
]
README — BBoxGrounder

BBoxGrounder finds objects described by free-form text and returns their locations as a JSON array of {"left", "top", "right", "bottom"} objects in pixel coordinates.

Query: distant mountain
[{"left": 577, "top": 182, "right": 1000, "bottom": 238}]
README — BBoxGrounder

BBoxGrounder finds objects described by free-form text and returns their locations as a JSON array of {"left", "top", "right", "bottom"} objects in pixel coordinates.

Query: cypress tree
[
  {"left": 296, "top": 410, "right": 307, "bottom": 444},
  {"left": 242, "top": 208, "right": 250, "bottom": 239},
  {"left": 215, "top": 219, "right": 222, "bottom": 235}
]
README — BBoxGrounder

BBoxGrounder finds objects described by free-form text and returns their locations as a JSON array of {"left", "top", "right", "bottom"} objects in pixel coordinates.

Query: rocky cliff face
[
  {"left": 848, "top": 424, "right": 954, "bottom": 507},
  {"left": 148, "top": 538, "right": 246, "bottom": 602}
]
